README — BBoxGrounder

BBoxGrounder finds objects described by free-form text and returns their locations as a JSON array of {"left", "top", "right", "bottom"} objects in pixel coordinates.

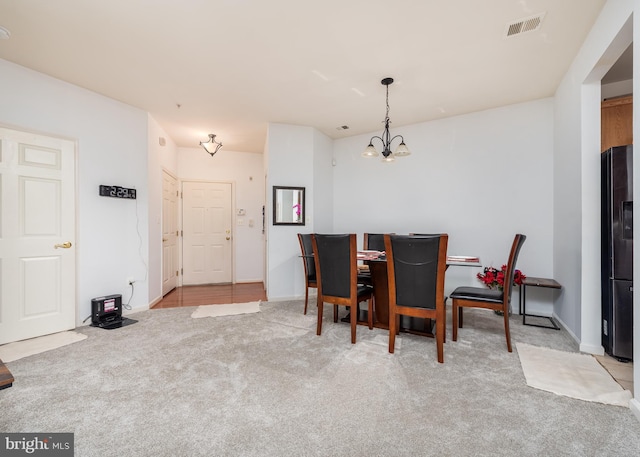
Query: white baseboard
[
  {"left": 579, "top": 342, "right": 605, "bottom": 355},
  {"left": 266, "top": 295, "right": 304, "bottom": 302},
  {"left": 124, "top": 304, "right": 149, "bottom": 315}
]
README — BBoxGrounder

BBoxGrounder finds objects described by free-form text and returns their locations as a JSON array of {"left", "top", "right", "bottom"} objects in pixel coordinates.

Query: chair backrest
[
  {"left": 503, "top": 234, "right": 527, "bottom": 303},
  {"left": 312, "top": 234, "right": 355, "bottom": 299},
  {"left": 297, "top": 233, "right": 315, "bottom": 280},
  {"left": 384, "top": 234, "right": 448, "bottom": 309},
  {"left": 363, "top": 233, "right": 386, "bottom": 252}
]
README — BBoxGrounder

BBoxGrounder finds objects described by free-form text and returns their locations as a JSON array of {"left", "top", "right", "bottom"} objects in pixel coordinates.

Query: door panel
[
  {"left": 162, "top": 171, "right": 178, "bottom": 295},
  {"left": 182, "top": 181, "right": 232, "bottom": 285},
  {"left": 22, "top": 177, "right": 60, "bottom": 235},
  {"left": 0, "top": 127, "right": 75, "bottom": 344},
  {"left": 23, "top": 256, "right": 60, "bottom": 316}
]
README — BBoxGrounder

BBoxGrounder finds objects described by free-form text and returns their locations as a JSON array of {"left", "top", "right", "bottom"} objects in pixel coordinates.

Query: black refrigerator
[{"left": 601, "top": 145, "right": 633, "bottom": 361}]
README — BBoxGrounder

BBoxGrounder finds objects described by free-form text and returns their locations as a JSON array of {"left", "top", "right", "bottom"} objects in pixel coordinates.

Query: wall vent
[{"left": 505, "top": 12, "right": 546, "bottom": 38}]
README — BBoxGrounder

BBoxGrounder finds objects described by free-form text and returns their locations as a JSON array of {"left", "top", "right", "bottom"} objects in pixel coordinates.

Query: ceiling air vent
[{"left": 505, "top": 12, "right": 546, "bottom": 38}]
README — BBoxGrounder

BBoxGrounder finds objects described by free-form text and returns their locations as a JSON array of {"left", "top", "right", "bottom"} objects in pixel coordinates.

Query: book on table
[{"left": 446, "top": 255, "right": 480, "bottom": 263}]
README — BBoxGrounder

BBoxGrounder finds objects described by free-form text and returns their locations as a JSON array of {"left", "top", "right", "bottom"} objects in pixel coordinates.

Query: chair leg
[
  {"left": 333, "top": 305, "right": 338, "bottom": 323},
  {"left": 316, "top": 301, "right": 323, "bottom": 336},
  {"left": 436, "top": 323, "right": 444, "bottom": 364},
  {"left": 436, "top": 306, "right": 445, "bottom": 363},
  {"left": 459, "top": 307, "right": 463, "bottom": 328},
  {"left": 350, "top": 304, "right": 357, "bottom": 344},
  {"left": 389, "top": 309, "right": 396, "bottom": 353},
  {"left": 304, "top": 286, "right": 309, "bottom": 315},
  {"left": 443, "top": 297, "right": 447, "bottom": 344},
  {"left": 367, "top": 298, "right": 373, "bottom": 330},
  {"left": 503, "top": 305, "right": 513, "bottom": 352},
  {"left": 452, "top": 299, "right": 458, "bottom": 341}
]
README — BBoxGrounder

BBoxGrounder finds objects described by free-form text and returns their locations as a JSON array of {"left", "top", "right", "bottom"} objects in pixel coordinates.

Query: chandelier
[
  {"left": 200, "top": 133, "right": 223, "bottom": 156},
  {"left": 362, "top": 77, "right": 410, "bottom": 163}
]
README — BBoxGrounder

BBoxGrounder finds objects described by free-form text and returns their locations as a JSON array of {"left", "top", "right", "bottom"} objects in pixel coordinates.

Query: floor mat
[{"left": 517, "top": 343, "right": 632, "bottom": 407}]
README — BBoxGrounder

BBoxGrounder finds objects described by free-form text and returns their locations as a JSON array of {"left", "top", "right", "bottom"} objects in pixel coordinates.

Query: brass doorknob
[
  {"left": 226, "top": 236, "right": 230, "bottom": 240},
  {"left": 54, "top": 241, "right": 72, "bottom": 249},
  {"left": 162, "top": 238, "right": 168, "bottom": 242}
]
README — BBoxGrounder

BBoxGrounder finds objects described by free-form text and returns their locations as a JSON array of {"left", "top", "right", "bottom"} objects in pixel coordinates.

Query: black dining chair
[
  {"left": 312, "top": 234, "right": 373, "bottom": 343},
  {"left": 358, "top": 233, "right": 387, "bottom": 287},
  {"left": 363, "top": 233, "right": 387, "bottom": 252},
  {"left": 450, "top": 234, "right": 526, "bottom": 352},
  {"left": 297, "top": 233, "right": 317, "bottom": 315},
  {"left": 384, "top": 234, "right": 449, "bottom": 363}
]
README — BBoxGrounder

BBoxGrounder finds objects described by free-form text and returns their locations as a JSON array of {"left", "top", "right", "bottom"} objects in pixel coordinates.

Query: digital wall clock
[{"left": 99, "top": 185, "right": 137, "bottom": 199}]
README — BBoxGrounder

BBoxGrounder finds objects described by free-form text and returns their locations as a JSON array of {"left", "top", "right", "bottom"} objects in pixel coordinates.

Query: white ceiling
[{"left": 0, "top": 0, "right": 607, "bottom": 153}]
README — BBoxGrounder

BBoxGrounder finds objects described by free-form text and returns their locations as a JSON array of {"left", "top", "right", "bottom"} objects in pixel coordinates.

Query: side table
[{"left": 519, "top": 276, "right": 562, "bottom": 330}]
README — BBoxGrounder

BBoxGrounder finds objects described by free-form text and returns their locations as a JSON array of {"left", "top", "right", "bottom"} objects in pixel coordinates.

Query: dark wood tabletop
[{"left": 522, "top": 277, "right": 562, "bottom": 289}]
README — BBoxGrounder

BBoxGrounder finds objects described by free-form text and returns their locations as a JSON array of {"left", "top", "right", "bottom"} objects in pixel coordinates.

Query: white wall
[
  {"left": 265, "top": 124, "right": 333, "bottom": 300},
  {"left": 602, "top": 78, "right": 633, "bottom": 98},
  {"left": 313, "top": 130, "right": 334, "bottom": 233},
  {"left": 332, "top": 98, "right": 555, "bottom": 309},
  {"left": 0, "top": 58, "right": 150, "bottom": 324},
  {"left": 178, "top": 147, "right": 265, "bottom": 283},
  {"left": 147, "top": 116, "right": 179, "bottom": 305},
  {"left": 265, "top": 100, "right": 554, "bottom": 311},
  {"left": 553, "top": 0, "right": 639, "bottom": 417},
  {"left": 554, "top": 2, "right": 633, "bottom": 347}
]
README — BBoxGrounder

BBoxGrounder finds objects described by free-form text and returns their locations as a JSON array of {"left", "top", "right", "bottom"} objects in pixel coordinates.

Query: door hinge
[{"left": 181, "top": 268, "right": 183, "bottom": 275}]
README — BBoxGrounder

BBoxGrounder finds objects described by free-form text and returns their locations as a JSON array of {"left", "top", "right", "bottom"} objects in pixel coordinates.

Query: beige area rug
[
  {"left": 517, "top": 343, "right": 632, "bottom": 407},
  {"left": 191, "top": 301, "right": 261, "bottom": 319},
  {"left": 0, "top": 331, "right": 87, "bottom": 363}
]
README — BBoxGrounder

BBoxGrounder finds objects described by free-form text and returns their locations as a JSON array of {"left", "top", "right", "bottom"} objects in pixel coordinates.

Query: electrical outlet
[{"left": 127, "top": 277, "right": 135, "bottom": 285}]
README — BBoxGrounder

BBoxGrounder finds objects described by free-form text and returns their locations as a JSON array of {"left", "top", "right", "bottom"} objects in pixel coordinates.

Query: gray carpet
[{"left": 1, "top": 301, "right": 639, "bottom": 457}]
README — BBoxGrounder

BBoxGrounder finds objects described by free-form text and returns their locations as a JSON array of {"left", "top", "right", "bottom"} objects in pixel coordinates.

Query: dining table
[
  {"left": 301, "top": 249, "right": 481, "bottom": 337},
  {"left": 356, "top": 251, "right": 481, "bottom": 337}
]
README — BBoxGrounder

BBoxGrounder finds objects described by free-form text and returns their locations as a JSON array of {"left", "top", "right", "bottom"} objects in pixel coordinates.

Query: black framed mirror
[{"left": 273, "top": 186, "right": 305, "bottom": 225}]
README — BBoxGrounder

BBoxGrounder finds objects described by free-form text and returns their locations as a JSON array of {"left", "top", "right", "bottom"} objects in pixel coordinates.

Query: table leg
[{"left": 522, "top": 283, "right": 561, "bottom": 330}]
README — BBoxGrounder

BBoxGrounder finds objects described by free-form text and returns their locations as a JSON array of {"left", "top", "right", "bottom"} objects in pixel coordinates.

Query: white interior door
[
  {"left": 182, "top": 181, "right": 232, "bottom": 285},
  {"left": 0, "top": 127, "right": 76, "bottom": 345},
  {"left": 162, "top": 170, "right": 178, "bottom": 295}
]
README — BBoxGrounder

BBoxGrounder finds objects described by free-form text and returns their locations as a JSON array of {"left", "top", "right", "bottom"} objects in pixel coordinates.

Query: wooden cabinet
[{"left": 601, "top": 95, "right": 633, "bottom": 152}]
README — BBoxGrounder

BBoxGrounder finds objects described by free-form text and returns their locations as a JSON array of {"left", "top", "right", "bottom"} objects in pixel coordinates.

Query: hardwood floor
[{"left": 151, "top": 282, "right": 267, "bottom": 309}]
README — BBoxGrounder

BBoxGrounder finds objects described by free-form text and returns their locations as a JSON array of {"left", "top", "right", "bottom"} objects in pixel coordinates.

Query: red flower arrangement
[{"left": 477, "top": 264, "right": 525, "bottom": 290}]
